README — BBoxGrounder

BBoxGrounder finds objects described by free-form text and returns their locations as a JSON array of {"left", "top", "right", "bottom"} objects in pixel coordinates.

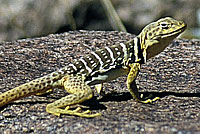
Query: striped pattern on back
[{"left": 57, "top": 37, "right": 144, "bottom": 80}]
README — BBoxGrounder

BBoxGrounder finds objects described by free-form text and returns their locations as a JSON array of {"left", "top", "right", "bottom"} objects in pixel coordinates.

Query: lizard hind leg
[{"left": 46, "top": 74, "right": 101, "bottom": 118}]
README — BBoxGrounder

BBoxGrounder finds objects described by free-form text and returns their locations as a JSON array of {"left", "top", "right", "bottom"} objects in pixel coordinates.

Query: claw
[
  {"left": 140, "top": 99, "right": 152, "bottom": 103},
  {"left": 82, "top": 110, "right": 91, "bottom": 114},
  {"left": 65, "top": 106, "right": 70, "bottom": 110},
  {"left": 152, "top": 97, "right": 160, "bottom": 102},
  {"left": 139, "top": 97, "right": 160, "bottom": 104},
  {"left": 80, "top": 112, "right": 102, "bottom": 118},
  {"left": 73, "top": 107, "right": 81, "bottom": 112},
  {"left": 71, "top": 110, "right": 101, "bottom": 118}
]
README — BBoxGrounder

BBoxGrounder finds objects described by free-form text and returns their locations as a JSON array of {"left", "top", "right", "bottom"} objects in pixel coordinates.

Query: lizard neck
[{"left": 126, "top": 37, "right": 145, "bottom": 65}]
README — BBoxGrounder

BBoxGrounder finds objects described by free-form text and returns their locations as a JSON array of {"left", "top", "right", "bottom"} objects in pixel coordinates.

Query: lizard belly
[{"left": 87, "top": 67, "right": 129, "bottom": 85}]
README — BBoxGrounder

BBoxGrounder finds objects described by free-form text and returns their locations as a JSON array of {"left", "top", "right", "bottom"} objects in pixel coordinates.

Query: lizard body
[{"left": 0, "top": 17, "right": 186, "bottom": 117}]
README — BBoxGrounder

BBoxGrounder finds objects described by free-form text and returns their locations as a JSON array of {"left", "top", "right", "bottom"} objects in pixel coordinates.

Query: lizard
[{"left": 0, "top": 17, "right": 187, "bottom": 118}]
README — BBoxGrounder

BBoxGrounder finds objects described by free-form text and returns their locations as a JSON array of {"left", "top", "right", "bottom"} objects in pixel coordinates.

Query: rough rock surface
[{"left": 0, "top": 31, "right": 199, "bottom": 133}]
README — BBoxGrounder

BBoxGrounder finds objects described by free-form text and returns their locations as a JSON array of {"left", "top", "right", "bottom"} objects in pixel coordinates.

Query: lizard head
[{"left": 138, "top": 17, "right": 187, "bottom": 62}]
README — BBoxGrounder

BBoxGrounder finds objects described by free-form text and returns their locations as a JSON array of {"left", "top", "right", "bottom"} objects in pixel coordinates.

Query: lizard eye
[{"left": 160, "top": 22, "right": 169, "bottom": 29}]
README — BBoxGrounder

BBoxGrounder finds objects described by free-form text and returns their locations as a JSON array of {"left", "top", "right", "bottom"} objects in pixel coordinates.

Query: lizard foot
[
  {"left": 64, "top": 106, "right": 101, "bottom": 117},
  {"left": 138, "top": 97, "right": 160, "bottom": 103},
  {"left": 47, "top": 106, "right": 101, "bottom": 118},
  {"left": 138, "top": 93, "right": 160, "bottom": 103}
]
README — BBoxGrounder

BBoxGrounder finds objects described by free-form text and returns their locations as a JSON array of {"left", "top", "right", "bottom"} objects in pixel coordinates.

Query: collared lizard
[{"left": 0, "top": 17, "right": 187, "bottom": 117}]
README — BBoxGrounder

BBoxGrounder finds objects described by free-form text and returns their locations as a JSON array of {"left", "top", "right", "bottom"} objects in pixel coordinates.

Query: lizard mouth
[{"left": 161, "top": 24, "right": 187, "bottom": 38}]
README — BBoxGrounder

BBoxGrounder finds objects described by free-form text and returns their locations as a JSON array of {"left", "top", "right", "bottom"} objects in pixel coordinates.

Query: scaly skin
[{"left": 0, "top": 17, "right": 187, "bottom": 117}]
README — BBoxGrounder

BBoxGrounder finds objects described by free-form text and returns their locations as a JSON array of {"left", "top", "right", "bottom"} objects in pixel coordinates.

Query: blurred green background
[{"left": 0, "top": 0, "right": 199, "bottom": 41}]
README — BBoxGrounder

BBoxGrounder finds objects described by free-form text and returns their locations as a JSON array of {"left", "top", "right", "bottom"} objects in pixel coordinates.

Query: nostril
[
  {"left": 179, "top": 21, "right": 184, "bottom": 25},
  {"left": 180, "top": 21, "right": 187, "bottom": 28}
]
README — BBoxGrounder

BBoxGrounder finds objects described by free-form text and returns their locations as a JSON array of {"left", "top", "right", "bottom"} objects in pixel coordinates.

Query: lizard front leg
[
  {"left": 127, "top": 63, "right": 160, "bottom": 103},
  {"left": 46, "top": 74, "right": 101, "bottom": 117}
]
